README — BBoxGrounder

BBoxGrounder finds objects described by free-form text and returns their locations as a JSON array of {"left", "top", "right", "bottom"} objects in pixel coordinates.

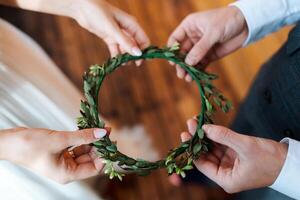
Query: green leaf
[
  {"left": 181, "top": 143, "right": 189, "bottom": 148},
  {"left": 146, "top": 49, "right": 158, "bottom": 54},
  {"left": 136, "top": 160, "right": 148, "bottom": 168},
  {"left": 193, "top": 143, "right": 202, "bottom": 155},
  {"left": 213, "top": 97, "right": 221, "bottom": 107},
  {"left": 83, "top": 81, "right": 92, "bottom": 92},
  {"left": 204, "top": 86, "right": 213, "bottom": 94},
  {"left": 169, "top": 42, "right": 180, "bottom": 51},
  {"left": 117, "top": 173, "right": 124, "bottom": 181},
  {"left": 197, "top": 129, "right": 204, "bottom": 139},
  {"left": 180, "top": 171, "right": 186, "bottom": 178},
  {"left": 138, "top": 170, "right": 151, "bottom": 176},
  {"left": 106, "top": 145, "right": 117, "bottom": 153},
  {"left": 182, "top": 165, "right": 193, "bottom": 171},
  {"left": 205, "top": 98, "right": 213, "bottom": 112},
  {"left": 124, "top": 158, "right": 136, "bottom": 166},
  {"left": 163, "top": 52, "right": 175, "bottom": 57},
  {"left": 202, "top": 144, "right": 209, "bottom": 152}
]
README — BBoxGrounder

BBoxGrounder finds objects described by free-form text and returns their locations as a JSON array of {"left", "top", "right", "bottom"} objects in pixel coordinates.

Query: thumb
[
  {"left": 54, "top": 128, "right": 110, "bottom": 150},
  {"left": 202, "top": 124, "right": 246, "bottom": 152},
  {"left": 114, "top": 28, "right": 142, "bottom": 56},
  {"left": 185, "top": 34, "right": 217, "bottom": 66}
]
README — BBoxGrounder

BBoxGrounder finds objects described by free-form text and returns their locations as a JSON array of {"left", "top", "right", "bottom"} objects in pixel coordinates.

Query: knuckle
[
  {"left": 185, "top": 13, "right": 195, "bottom": 21},
  {"left": 217, "top": 126, "right": 231, "bottom": 139},
  {"left": 186, "top": 53, "right": 199, "bottom": 64}
]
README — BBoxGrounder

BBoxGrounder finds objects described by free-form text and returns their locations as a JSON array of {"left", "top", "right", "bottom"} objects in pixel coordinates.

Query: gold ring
[
  {"left": 63, "top": 149, "right": 76, "bottom": 159},
  {"left": 68, "top": 150, "right": 75, "bottom": 158}
]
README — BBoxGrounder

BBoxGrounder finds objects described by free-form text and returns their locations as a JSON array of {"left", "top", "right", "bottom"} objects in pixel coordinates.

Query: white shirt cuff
[
  {"left": 230, "top": 0, "right": 288, "bottom": 46},
  {"left": 231, "top": 0, "right": 300, "bottom": 47},
  {"left": 270, "top": 138, "right": 300, "bottom": 199}
]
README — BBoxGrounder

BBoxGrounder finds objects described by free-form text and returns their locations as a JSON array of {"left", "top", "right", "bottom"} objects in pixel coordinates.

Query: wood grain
[{"left": 0, "top": 1, "right": 290, "bottom": 199}]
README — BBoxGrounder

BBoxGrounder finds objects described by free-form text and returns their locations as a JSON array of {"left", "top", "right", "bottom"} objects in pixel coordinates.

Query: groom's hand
[
  {"left": 167, "top": 6, "right": 248, "bottom": 81},
  {"left": 181, "top": 119, "right": 288, "bottom": 193}
]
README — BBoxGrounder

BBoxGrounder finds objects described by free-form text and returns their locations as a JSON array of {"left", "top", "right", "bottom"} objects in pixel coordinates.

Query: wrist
[
  {"left": 9, "top": 0, "right": 76, "bottom": 17},
  {"left": 0, "top": 127, "right": 27, "bottom": 162},
  {"left": 69, "top": 0, "right": 109, "bottom": 22},
  {"left": 227, "top": 5, "right": 249, "bottom": 46}
]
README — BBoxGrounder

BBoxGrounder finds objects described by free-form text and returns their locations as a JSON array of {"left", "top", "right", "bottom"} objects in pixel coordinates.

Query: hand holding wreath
[{"left": 77, "top": 43, "right": 232, "bottom": 180}]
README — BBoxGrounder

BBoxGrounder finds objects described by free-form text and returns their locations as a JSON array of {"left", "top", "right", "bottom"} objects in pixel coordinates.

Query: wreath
[{"left": 77, "top": 43, "right": 232, "bottom": 180}]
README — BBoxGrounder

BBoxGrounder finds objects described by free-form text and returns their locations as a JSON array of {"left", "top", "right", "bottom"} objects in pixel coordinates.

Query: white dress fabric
[{"left": 0, "top": 18, "right": 102, "bottom": 200}]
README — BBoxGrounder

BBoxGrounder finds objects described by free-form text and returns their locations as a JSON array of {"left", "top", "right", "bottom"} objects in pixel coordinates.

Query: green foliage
[{"left": 77, "top": 44, "right": 232, "bottom": 180}]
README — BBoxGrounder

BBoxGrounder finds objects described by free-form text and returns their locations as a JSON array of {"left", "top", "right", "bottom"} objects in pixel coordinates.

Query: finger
[
  {"left": 110, "top": 16, "right": 142, "bottom": 56},
  {"left": 120, "top": 30, "right": 143, "bottom": 66},
  {"left": 180, "top": 131, "right": 192, "bottom": 142},
  {"left": 194, "top": 154, "right": 219, "bottom": 183},
  {"left": 167, "top": 24, "right": 187, "bottom": 47},
  {"left": 202, "top": 125, "right": 247, "bottom": 153},
  {"left": 187, "top": 118, "right": 197, "bottom": 135},
  {"left": 185, "top": 34, "right": 217, "bottom": 66},
  {"left": 54, "top": 128, "right": 109, "bottom": 150},
  {"left": 114, "top": 28, "right": 142, "bottom": 56},
  {"left": 185, "top": 74, "right": 193, "bottom": 82},
  {"left": 89, "top": 146, "right": 99, "bottom": 160},
  {"left": 135, "top": 59, "right": 143, "bottom": 67},
  {"left": 73, "top": 145, "right": 92, "bottom": 157},
  {"left": 115, "top": 13, "right": 150, "bottom": 50},
  {"left": 169, "top": 174, "right": 182, "bottom": 187},
  {"left": 72, "top": 157, "right": 104, "bottom": 180},
  {"left": 176, "top": 65, "right": 186, "bottom": 79},
  {"left": 180, "top": 38, "right": 193, "bottom": 54},
  {"left": 107, "top": 42, "right": 121, "bottom": 58},
  {"left": 75, "top": 153, "right": 92, "bottom": 164},
  {"left": 120, "top": 28, "right": 147, "bottom": 67}
]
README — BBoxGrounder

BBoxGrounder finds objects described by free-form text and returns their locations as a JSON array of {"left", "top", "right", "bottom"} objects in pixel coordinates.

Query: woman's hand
[
  {"left": 70, "top": 0, "right": 150, "bottom": 61},
  {"left": 180, "top": 119, "right": 288, "bottom": 193},
  {"left": 167, "top": 6, "right": 248, "bottom": 81},
  {"left": 0, "top": 127, "right": 109, "bottom": 184},
  {"left": 0, "top": 0, "right": 150, "bottom": 63}
]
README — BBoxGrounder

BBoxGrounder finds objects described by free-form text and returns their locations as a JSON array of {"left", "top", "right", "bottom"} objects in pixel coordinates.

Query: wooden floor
[{"left": 0, "top": 1, "right": 291, "bottom": 199}]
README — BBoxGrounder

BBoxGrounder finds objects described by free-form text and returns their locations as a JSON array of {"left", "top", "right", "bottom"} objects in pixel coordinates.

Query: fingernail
[
  {"left": 180, "top": 133, "right": 185, "bottom": 142},
  {"left": 185, "top": 75, "right": 193, "bottom": 82},
  {"left": 185, "top": 58, "right": 195, "bottom": 66},
  {"left": 94, "top": 129, "right": 107, "bottom": 138},
  {"left": 136, "top": 60, "right": 142, "bottom": 66},
  {"left": 132, "top": 47, "right": 142, "bottom": 56},
  {"left": 177, "top": 71, "right": 184, "bottom": 79}
]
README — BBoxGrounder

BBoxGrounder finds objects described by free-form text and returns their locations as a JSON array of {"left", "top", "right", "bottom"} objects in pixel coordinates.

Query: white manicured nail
[
  {"left": 132, "top": 47, "right": 142, "bottom": 56},
  {"left": 94, "top": 129, "right": 107, "bottom": 138},
  {"left": 185, "top": 75, "right": 193, "bottom": 82}
]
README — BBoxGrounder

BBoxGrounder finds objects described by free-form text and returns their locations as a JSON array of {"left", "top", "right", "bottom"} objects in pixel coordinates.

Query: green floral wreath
[{"left": 77, "top": 43, "right": 232, "bottom": 180}]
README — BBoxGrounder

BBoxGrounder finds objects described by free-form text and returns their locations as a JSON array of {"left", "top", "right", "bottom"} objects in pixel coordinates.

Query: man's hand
[
  {"left": 167, "top": 6, "right": 248, "bottom": 81},
  {"left": 181, "top": 119, "right": 288, "bottom": 193},
  {"left": 0, "top": 0, "right": 150, "bottom": 65}
]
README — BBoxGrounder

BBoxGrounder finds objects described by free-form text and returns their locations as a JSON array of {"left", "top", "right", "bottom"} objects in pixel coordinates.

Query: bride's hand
[
  {"left": 0, "top": 127, "right": 109, "bottom": 184},
  {"left": 71, "top": 0, "right": 150, "bottom": 60}
]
